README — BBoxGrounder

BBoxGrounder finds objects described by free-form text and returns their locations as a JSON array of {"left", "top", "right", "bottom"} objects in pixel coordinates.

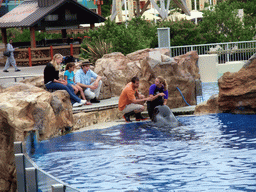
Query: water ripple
[{"left": 31, "top": 114, "right": 256, "bottom": 192}]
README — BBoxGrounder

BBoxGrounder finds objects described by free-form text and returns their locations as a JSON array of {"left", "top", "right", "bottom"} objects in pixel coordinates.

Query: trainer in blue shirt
[
  {"left": 75, "top": 61, "right": 102, "bottom": 103},
  {"left": 147, "top": 76, "right": 169, "bottom": 120}
]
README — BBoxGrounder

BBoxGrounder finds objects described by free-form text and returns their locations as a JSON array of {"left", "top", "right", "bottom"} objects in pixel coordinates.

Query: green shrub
[
  {"left": 198, "top": 2, "right": 253, "bottom": 43},
  {"left": 11, "top": 28, "right": 53, "bottom": 42},
  {"left": 81, "top": 39, "right": 112, "bottom": 64},
  {"left": 82, "top": 18, "right": 155, "bottom": 56}
]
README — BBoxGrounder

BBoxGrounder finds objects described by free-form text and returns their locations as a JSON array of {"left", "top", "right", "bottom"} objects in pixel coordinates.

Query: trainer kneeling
[{"left": 118, "top": 76, "right": 151, "bottom": 123}]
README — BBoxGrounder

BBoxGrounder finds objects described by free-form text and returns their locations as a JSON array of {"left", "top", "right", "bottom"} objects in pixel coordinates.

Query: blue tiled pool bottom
[{"left": 31, "top": 114, "right": 256, "bottom": 192}]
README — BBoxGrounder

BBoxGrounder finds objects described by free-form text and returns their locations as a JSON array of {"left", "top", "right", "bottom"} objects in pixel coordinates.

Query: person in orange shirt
[{"left": 118, "top": 76, "right": 151, "bottom": 122}]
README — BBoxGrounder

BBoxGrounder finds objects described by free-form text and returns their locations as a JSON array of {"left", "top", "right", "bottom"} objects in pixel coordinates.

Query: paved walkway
[
  {"left": 73, "top": 97, "right": 119, "bottom": 113},
  {"left": 0, "top": 65, "right": 44, "bottom": 85}
]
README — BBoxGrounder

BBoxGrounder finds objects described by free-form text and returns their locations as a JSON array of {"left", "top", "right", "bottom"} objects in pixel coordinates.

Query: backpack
[{"left": 3, "top": 51, "right": 10, "bottom": 57}]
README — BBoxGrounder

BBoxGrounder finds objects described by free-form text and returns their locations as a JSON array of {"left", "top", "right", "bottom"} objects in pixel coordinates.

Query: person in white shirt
[
  {"left": 3, "top": 39, "right": 20, "bottom": 72},
  {"left": 75, "top": 61, "right": 102, "bottom": 103}
]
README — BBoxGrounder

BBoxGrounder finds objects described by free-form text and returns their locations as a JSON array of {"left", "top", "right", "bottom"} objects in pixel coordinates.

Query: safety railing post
[
  {"left": 15, "top": 154, "right": 26, "bottom": 192},
  {"left": 52, "top": 184, "right": 65, "bottom": 192},
  {"left": 25, "top": 167, "right": 38, "bottom": 192},
  {"left": 226, "top": 43, "right": 230, "bottom": 62},
  {"left": 14, "top": 141, "right": 23, "bottom": 154}
]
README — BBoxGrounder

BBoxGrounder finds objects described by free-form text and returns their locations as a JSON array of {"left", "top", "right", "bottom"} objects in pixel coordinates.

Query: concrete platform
[
  {"left": 72, "top": 97, "right": 119, "bottom": 113},
  {"left": 73, "top": 96, "right": 196, "bottom": 116},
  {"left": 171, "top": 105, "right": 196, "bottom": 115}
]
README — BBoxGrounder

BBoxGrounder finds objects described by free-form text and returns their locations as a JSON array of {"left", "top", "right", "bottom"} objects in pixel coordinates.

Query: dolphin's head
[{"left": 152, "top": 105, "right": 180, "bottom": 127}]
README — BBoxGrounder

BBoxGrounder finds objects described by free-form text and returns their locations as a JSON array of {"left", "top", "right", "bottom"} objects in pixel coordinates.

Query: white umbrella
[
  {"left": 144, "top": 8, "right": 159, "bottom": 15},
  {"left": 142, "top": 12, "right": 161, "bottom": 21},
  {"left": 167, "top": 12, "right": 187, "bottom": 21},
  {"left": 186, "top": 10, "right": 203, "bottom": 20}
]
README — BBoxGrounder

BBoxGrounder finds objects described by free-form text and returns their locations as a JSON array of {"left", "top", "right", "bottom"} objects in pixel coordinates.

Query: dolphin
[{"left": 152, "top": 105, "right": 180, "bottom": 127}]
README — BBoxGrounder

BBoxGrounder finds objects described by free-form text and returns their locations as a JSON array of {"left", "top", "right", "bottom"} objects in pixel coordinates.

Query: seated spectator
[
  {"left": 64, "top": 62, "right": 91, "bottom": 105},
  {"left": 75, "top": 61, "right": 102, "bottom": 103},
  {"left": 118, "top": 76, "right": 151, "bottom": 123},
  {"left": 44, "top": 53, "right": 87, "bottom": 107},
  {"left": 147, "top": 76, "right": 168, "bottom": 120}
]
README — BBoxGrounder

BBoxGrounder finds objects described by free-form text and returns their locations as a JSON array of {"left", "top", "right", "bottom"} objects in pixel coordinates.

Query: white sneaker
[
  {"left": 80, "top": 100, "right": 87, "bottom": 105},
  {"left": 73, "top": 102, "right": 83, "bottom": 107}
]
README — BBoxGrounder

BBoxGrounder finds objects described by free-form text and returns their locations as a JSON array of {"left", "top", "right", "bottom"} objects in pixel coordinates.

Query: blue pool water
[
  {"left": 31, "top": 113, "right": 256, "bottom": 191},
  {"left": 202, "top": 82, "right": 219, "bottom": 101}
]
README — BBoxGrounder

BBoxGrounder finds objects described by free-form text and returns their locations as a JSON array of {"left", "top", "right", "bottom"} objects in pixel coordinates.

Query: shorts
[{"left": 122, "top": 103, "right": 144, "bottom": 114}]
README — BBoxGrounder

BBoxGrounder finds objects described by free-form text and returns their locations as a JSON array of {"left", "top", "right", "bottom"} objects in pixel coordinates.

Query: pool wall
[
  {"left": 14, "top": 132, "right": 80, "bottom": 192},
  {"left": 73, "top": 107, "right": 123, "bottom": 131},
  {"left": 198, "top": 54, "right": 245, "bottom": 82}
]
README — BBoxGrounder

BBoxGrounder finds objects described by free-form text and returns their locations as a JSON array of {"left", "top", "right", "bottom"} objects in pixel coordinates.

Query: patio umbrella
[
  {"left": 142, "top": 11, "right": 161, "bottom": 21},
  {"left": 186, "top": 10, "right": 203, "bottom": 20},
  {"left": 167, "top": 12, "right": 187, "bottom": 21}
]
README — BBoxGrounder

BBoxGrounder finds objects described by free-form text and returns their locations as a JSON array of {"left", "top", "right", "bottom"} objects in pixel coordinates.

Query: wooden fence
[{"left": 0, "top": 44, "right": 81, "bottom": 66}]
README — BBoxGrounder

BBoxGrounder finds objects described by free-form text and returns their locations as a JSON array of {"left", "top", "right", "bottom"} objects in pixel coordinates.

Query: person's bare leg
[
  {"left": 76, "top": 85, "right": 86, "bottom": 100},
  {"left": 71, "top": 85, "right": 78, "bottom": 94}
]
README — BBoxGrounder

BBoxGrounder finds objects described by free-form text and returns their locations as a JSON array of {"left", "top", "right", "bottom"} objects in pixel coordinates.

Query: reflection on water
[
  {"left": 31, "top": 114, "right": 256, "bottom": 192},
  {"left": 202, "top": 82, "right": 219, "bottom": 102}
]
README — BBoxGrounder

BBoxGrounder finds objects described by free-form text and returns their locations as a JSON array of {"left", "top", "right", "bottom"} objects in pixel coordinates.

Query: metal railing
[
  {"left": 14, "top": 131, "right": 80, "bottom": 192},
  {"left": 170, "top": 40, "right": 256, "bottom": 64}
]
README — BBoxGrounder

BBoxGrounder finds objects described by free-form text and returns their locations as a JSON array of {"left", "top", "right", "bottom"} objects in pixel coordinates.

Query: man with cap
[{"left": 75, "top": 61, "right": 102, "bottom": 103}]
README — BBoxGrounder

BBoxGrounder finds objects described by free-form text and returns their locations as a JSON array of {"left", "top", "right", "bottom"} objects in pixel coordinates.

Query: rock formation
[
  {"left": 194, "top": 53, "right": 256, "bottom": 115},
  {"left": 194, "top": 94, "right": 220, "bottom": 115},
  {"left": 0, "top": 120, "right": 17, "bottom": 192},
  {"left": 218, "top": 53, "right": 256, "bottom": 114},
  {"left": 94, "top": 49, "right": 200, "bottom": 108},
  {"left": 0, "top": 83, "right": 73, "bottom": 141}
]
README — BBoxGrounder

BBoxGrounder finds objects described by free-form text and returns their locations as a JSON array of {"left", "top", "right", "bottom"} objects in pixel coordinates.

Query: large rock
[
  {"left": 20, "top": 76, "right": 44, "bottom": 89},
  {"left": 194, "top": 94, "right": 220, "bottom": 115},
  {"left": 218, "top": 53, "right": 256, "bottom": 114},
  {"left": 0, "top": 119, "right": 17, "bottom": 192},
  {"left": 0, "top": 81, "right": 74, "bottom": 192},
  {"left": 0, "top": 83, "right": 74, "bottom": 141},
  {"left": 140, "top": 51, "right": 200, "bottom": 108},
  {"left": 95, "top": 49, "right": 200, "bottom": 109}
]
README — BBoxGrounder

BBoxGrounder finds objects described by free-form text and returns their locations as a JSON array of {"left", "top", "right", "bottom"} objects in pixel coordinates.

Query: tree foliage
[
  {"left": 1, "top": 0, "right": 254, "bottom": 57},
  {"left": 225, "top": 0, "right": 256, "bottom": 38},
  {"left": 198, "top": 1, "right": 255, "bottom": 43},
  {"left": 82, "top": 18, "right": 155, "bottom": 55}
]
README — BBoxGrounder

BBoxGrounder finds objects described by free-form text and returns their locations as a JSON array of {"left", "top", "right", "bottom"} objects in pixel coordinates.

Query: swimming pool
[{"left": 31, "top": 113, "right": 256, "bottom": 191}]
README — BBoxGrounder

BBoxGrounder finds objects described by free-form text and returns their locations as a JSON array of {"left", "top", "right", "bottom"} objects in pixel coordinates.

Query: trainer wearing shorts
[{"left": 118, "top": 76, "right": 151, "bottom": 123}]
